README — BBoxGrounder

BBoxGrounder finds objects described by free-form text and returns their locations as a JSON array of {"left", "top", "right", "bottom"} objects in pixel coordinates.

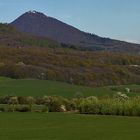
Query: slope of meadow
[{"left": 0, "top": 77, "right": 139, "bottom": 97}]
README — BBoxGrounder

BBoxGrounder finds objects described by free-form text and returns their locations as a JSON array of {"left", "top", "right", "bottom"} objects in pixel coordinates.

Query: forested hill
[
  {"left": 11, "top": 11, "right": 140, "bottom": 54},
  {"left": 0, "top": 46, "right": 139, "bottom": 86},
  {"left": 0, "top": 23, "right": 60, "bottom": 48},
  {"left": 0, "top": 23, "right": 140, "bottom": 86}
]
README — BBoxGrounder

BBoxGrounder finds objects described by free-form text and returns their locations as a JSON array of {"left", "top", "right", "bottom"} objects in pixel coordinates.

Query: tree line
[{"left": 1, "top": 93, "right": 140, "bottom": 117}]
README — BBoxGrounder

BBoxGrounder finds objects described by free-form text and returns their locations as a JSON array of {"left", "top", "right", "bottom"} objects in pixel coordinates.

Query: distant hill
[
  {"left": 0, "top": 23, "right": 140, "bottom": 86},
  {"left": 0, "top": 23, "right": 60, "bottom": 48},
  {"left": 11, "top": 11, "right": 140, "bottom": 54}
]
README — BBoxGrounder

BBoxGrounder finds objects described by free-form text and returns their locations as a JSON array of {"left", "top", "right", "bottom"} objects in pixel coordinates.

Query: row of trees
[
  {"left": 79, "top": 93, "right": 140, "bottom": 116},
  {"left": 0, "top": 96, "right": 35, "bottom": 112},
  {"left": 1, "top": 93, "right": 140, "bottom": 117},
  {"left": 0, "top": 95, "right": 75, "bottom": 112}
]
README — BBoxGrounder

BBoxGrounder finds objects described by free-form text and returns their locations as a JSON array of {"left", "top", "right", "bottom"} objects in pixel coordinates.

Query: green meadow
[
  {"left": 0, "top": 77, "right": 139, "bottom": 98},
  {"left": 0, "top": 77, "right": 140, "bottom": 139},
  {"left": 0, "top": 113, "right": 140, "bottom": 140}
]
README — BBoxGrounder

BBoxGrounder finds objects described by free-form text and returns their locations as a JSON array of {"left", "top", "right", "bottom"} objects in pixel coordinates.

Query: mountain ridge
[{"left": 11, "top": 11, "right": 140, "bottom": 54}]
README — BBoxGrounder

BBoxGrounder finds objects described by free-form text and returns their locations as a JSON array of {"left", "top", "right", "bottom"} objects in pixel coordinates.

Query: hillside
[
  {"left": 0, "top": 23, "right": 140, "bottom": 86},
  {"left": 0, "top": 23, "right": 60, "bottom": 48},
  {"left": 0, "top": 46, "right": 139, "bottom": 86},
  {"left": 0, "top": 77, "right": 139, "bottom": 97},
  {"left": 0, "top": 77, "right": 117, "bottom": 97},
  {"left": 11, "top": 11, "right": 140, "bottom": 54}
]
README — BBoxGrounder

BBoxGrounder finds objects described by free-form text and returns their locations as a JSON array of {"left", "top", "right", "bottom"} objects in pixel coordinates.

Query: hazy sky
[{"left": 0, "top": 0, "right": 140, "bottom": 43}]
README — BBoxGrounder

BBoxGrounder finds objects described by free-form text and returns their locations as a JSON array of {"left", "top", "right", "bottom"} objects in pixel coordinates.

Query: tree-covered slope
[
  {"left": 0, "top": 23, "right": 60, "bottom": 48},
  {"left": 0, "top": 46, "right": 139, "bottom": 86},
  {"left": 11, "top": 11, "right": 140, "bottom": 54}
]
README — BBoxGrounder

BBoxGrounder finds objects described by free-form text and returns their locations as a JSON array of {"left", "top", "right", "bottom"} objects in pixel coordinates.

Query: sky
[{"left": 0, "top": 0, "right": 140, "bottom": 43}]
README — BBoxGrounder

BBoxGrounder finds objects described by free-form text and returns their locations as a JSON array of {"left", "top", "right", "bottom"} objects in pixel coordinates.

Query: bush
[
  {"left": 114, "top": 92, "right": 129, "bottom": 101},
  {"left": 0, "top": 106, "right": 5, "bottom": 112},
  {"left": 79, "top": 96, "right": 99, "bottom": 114},
  {"left": 43, "top": 96, "right": 68, "bottom": 112},
  {"left": 26, "top": 96, "right": 35, "bottom": 112},
  {"left": 99, "top": 99, "right": 124, "bottom": 116},
  {"left": 0, "top": 94, "right": 139, "bottom": 116},
  {"left": 79, "top": 94, "right": 140, "bottom": 117},
  {"left": 18, "top": 96, "right": 28, "bottom": 104},
  {"left": 15, "top": 105, "right": 30, "bottom": 112},
  {"left": 0, "top": 96, "right": 12, "bottom": 104}
]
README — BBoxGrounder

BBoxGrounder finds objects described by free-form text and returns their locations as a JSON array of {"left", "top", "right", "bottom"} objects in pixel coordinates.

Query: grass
[
  {"left": 0, "top": 112, "right": 140, "bottom": 140},
  {"left": 0, "top": 77, "right": 140, "bottom": 139},
  {"left": 0, "top": 77, "right": 139, "bottom": 97}
]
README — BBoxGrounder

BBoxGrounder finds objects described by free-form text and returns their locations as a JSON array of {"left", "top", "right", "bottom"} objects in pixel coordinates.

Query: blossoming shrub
[{"left": 79, "top": 93, "right": 140, "bottom": 117}]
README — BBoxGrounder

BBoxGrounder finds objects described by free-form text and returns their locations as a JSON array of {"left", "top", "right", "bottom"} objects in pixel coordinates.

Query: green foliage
[
  {"left": 79, "top": 94, "right": 140, "bottom": 117},
  {"left": 26, "top": 96, "right": 35, "bottom": 111},
  {"left": 79, "top": 96, "right": 99, "bottom": 114},
  {"left": 0, "top": 94, "right": 140, "bottom": 116},
  {"left": 43, "top": 96, "right": 71, "bottom": 112},
  {"left": 8, "top": 96, "right": 18, "bottom": 112},
  {"left": 15, "top": 105, "right": 30, "bottom": 112}
]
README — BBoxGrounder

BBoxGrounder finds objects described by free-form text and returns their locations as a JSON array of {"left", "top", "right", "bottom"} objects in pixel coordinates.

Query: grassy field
[
  {"left": 0, "top": 78, "right": 140, "bottom": 140},
  {"left": 0, "top": 112, "right": 139, "bottom": 140},
  {"left": 0, "top": 77, "right": 139, "bottom": 97}
]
